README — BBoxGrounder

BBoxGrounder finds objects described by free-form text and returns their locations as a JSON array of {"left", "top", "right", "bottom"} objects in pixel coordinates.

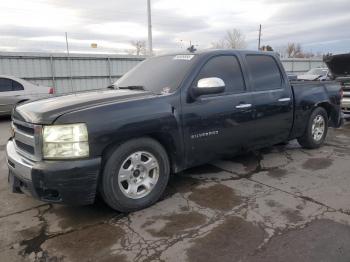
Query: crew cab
[{"left": 6, "top": 50, "right": 343, "bottom": 212}]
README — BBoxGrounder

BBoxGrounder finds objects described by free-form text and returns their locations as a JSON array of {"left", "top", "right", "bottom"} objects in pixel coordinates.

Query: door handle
[
  {"left": 278, "top": 97, "right": 291, "bottom": 102},
  {"left": 235, "top": 103, "right": 252, "bottom": 109}
]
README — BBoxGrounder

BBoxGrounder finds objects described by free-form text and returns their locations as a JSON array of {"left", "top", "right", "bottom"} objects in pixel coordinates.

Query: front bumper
[{"left": 6, "top": 139, "right": 101, "bottom": 205}]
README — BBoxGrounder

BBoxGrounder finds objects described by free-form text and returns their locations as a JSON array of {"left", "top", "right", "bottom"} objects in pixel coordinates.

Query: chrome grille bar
[{"left": 12, "top": 119, "right": 42, "bottom": 161}]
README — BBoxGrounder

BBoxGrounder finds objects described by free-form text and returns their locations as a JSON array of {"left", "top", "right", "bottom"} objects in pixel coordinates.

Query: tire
[
  {"left": 297, "top": 107, "right": 328, "bottom": 149},
  {"left": 100, "top": 137, "right": 170, "bottom": 212}
]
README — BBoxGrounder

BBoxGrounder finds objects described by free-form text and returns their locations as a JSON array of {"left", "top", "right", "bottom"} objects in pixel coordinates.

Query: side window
[
  {"left": 0, "top": 78, "right": 13, "bottom": 92},
  {"left": 246, "top": 55, "right": 283, "bottom": 91},
  {"left": 12, "top": 80, "right": 24, "bottom": 91},
  {"left": 195, "top": 55, "right": 245, "bottom": 94}
]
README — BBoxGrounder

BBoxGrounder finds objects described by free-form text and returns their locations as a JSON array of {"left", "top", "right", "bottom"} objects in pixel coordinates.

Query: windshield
[
  {"left": 114, "top": 54, "right": 196, "bottom": 94},
  {"left": 306, "top": 68, "right": 328, "bottom": 76}
]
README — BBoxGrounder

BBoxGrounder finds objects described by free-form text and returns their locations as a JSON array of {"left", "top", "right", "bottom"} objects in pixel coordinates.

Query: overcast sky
[{"left": 0, "top": 0, "right": 349, "bottom": 54}]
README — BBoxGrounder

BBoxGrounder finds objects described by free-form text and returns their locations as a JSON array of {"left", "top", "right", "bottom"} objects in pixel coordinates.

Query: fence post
[
  {"left": 50, "top": 55, "right": 56, "bottom": 89},
  {"left": 107, "top": 57, "right": 112, "bottom": 84}
]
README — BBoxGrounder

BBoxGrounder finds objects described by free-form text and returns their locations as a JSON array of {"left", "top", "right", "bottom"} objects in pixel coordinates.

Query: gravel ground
[{"left": 1, "top": 117, "right": 350, "bottom": 262}]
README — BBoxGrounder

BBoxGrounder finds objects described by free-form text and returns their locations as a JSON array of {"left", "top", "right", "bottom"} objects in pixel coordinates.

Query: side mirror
[{"left": 192, "top": 77, "right": 225, "bottom": 97}]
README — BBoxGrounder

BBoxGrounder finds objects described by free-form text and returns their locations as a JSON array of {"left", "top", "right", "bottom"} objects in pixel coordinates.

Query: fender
[{"left": 55, "top": 94, "right": 185, "bottom": 173}]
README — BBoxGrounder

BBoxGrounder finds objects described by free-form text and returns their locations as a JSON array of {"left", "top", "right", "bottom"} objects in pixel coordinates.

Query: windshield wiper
[{"left": 118, "top": 85, "right": 145, "bottom": 91}]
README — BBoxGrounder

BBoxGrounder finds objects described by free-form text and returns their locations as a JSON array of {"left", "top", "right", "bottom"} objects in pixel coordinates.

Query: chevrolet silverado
[{"left": 6, "top": 50, "right": 343, "bottom": 212}]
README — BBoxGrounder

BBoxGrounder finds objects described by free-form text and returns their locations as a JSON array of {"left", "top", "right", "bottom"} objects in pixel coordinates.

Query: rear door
[
  {"left": 182, "top": 55, "right": 254, "bottom": 167},
  {"left": 244, "top": 54, "right": 293, "bottom": 147}
]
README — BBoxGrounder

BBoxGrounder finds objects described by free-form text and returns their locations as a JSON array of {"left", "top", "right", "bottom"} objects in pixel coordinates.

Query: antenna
[
  {"left": 147, "top": 0, "right": 153, "bottom": 56},
  {"left": 65, "top": 32, "right": 73, "bottom": 92}
]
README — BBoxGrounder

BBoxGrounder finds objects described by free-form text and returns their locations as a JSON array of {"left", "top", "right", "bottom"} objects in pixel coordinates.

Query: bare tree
[
  {"left": 286, "top": 42, "right": 303, "bottom": 58},
  {"left": 261, "top": 45, "right": 274, "bottom": 51},
  {"left": 283, "top": 42, "right": 320, "bottom": 58},
  {"left": 128, "top": 40, "right": 146, "bottom": 56},
  {"left": 212, "top": 28, "right": 247, "bottom": 49}
]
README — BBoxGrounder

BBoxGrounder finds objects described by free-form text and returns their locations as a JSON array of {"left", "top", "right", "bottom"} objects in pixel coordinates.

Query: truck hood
[
  {"left": 324, "top": 53, "right": 350, "bottom": 78},
  {"left": 13, "top": 89, "right": 155, "bottom": 124}
]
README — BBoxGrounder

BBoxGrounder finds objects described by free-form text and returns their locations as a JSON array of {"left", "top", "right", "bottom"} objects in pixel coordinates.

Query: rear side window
[
  {"left": 12, "top": 80, "right": 24, "bottom": 91},
  {"left": 246, "top": 55, "right": 283, "bottom": 91},
  {"left": 195, "top": 55, "right": 245, "bottom": 94},
  {"left": 0, "top": 78, "right": 12, "bottom": 92}
]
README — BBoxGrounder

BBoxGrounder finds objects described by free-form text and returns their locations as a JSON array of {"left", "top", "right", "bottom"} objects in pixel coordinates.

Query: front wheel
[
  {"left": 100, "top": 138, "right": 170, "bottom": 212},
  {"left": 297, "top": 107, "right": 328, "bottom": 149}
]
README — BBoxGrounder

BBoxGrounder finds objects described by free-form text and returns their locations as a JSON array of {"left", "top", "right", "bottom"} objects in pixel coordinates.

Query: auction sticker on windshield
[{"left": 173, "top": 55, "right": 195, "bottom": 60}]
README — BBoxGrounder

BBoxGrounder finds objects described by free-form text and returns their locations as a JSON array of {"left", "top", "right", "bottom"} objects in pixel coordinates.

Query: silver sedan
[{"left": 0, "top": 75, "right": 54, "bottom": 116}]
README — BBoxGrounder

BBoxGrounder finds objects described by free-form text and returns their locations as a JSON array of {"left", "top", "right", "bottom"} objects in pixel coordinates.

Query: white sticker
[{"left": 173, "top": 55, "right": 195, "bottom": 61}]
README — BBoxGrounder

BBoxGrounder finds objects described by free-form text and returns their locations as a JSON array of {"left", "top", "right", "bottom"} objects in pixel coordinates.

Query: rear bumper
[{"left": 6, "top": 139, "right": 101, "bottom": 205}]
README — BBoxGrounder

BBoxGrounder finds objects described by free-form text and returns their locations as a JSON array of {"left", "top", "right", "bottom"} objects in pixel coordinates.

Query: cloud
[{"left": 0, "top": 0, "right": 349, "bottom": 54}]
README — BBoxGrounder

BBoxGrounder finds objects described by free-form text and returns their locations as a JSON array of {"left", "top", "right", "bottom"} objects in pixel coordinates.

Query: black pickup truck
[{"left": 6, "top": 50, "right": 343, "bottom": 212}]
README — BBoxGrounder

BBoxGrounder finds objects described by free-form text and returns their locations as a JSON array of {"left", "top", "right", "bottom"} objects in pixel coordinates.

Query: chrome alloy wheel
[
  {"left": 118, "top": 151, "right": 159, "bottom": 199},
  {"left": 311, "top": 115, "right": 325, "bottom": 141}
]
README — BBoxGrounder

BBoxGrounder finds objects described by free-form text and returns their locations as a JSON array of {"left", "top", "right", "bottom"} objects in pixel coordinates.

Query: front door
[{"left": 181, "top": 55, "right": 255, "bottom": 167}]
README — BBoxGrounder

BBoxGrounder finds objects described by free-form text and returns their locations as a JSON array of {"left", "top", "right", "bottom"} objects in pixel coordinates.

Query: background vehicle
[
  {"left": 6, "top": 50, "right": 342, "bottom": 212},
  {"left": 324, "top": 53, "right": 350, "bottom": 117},
  {"left": 297, "top": 67, "right": 329, "bottom": 81},
  {"left": 0, "top": 75, "right": 54, "bottom": 116}
]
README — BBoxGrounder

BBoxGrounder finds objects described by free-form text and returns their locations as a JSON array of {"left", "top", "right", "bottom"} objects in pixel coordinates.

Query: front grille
[
  {"left": 341, "top": 81, "right": 350, "bottom": 98},
  {"left": 343, "top": 91, "right": 350, "bottom": 98},
  {"left": 12, "top": 119, "right": 42, "bottom": 161},
  {"left": 13, "top": 122, "right": 34, "bottom": 135},
  {"left": 16, "top": 140, "right": 35, "bottom": 155}
]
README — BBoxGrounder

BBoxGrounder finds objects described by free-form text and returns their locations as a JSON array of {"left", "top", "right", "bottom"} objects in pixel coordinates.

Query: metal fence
[
  {"left": 0, "top": 52, "right": 325, "bottom": 93},
  {"left": 281, "top": 58, "right": 325, "bottom": 75},
  {"left": 0, "top": 52, "right": 145, "bottom": 93}
]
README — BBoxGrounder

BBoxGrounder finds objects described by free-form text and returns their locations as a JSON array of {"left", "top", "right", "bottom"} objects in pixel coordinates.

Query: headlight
[{"left": 42, "top": 123, "right": 89, "bottom": 159}]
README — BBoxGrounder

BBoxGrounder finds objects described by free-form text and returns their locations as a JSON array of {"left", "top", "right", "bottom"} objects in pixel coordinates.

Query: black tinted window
[
  {"left": 0, "top": 78, "right": 12, "bottom": 92},
  {"left": 195, "top": 55, "right": 245, "bottom": 94},
  {"left": 246, "top": 55, "right": 282, "bottom": 91},
  {"left": 12, "top": 80, "right": 24, "bottom": 91}
]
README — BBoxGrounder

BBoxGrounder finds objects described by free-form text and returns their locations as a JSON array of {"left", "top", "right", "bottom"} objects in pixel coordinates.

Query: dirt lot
[{"left": 1, "top": 117, "right": 350, "bottom": 262}]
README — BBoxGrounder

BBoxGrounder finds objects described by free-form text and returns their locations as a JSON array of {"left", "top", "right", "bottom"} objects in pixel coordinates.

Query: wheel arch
[
  {"left": 315, "top": 102, "right": 332, "bottom": 118},
  {"left": 315, "top": 101, "right": 341, "bottom": 127},
  {"left": 100, "top": 133, "right": 182, "bottom": 177}
]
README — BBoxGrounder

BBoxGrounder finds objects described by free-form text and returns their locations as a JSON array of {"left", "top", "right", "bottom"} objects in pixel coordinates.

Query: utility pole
[
  {"left": 258, "top": 24, "right": 262, "bottom": 50},
  {"left": 65, "top": 32, "right": 73, "bottom": 92},
  {"left": 147, "top": 0, "right": 153, "bottom": 56},
  {"left": 65, "top": 32, "right": 70, "bottom": 56}
]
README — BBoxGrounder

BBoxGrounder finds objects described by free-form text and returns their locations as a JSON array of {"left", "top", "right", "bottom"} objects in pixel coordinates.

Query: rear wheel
[
  {"left": 100, "top": 138, "right": 170, "bottom": 212},
  {"left": 297, "top": 107, "right": 328, "bottom": 149}
]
